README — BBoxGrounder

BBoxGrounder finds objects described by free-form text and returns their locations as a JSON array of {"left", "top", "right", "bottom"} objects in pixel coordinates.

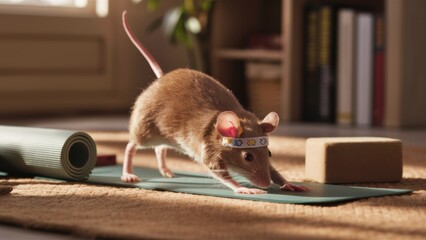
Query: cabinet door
[{"left": 0, "top": 0, "right": 136, "bottom": 115}]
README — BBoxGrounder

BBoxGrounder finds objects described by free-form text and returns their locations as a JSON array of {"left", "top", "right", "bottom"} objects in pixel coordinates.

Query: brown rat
[{"left": 121, "top": 11, "right": 308, "bottom": 194}]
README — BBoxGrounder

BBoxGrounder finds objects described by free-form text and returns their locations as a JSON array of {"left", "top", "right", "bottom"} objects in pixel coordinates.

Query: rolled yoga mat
[{"left": 0, "top": 125, "right": 97, "bottom": 180}]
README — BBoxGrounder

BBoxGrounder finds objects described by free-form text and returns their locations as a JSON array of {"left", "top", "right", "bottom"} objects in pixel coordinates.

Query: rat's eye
[
  {"left": 268, "top": 150, "right": 272, "bottom": 157},
  {"left": 244, "top": 153, "right": 254, "bottom": 161}
]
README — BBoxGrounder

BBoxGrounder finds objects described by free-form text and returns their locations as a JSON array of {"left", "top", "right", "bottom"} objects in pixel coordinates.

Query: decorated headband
[{"left": 221, "top": 136, "right": 269, "bottom": 149}]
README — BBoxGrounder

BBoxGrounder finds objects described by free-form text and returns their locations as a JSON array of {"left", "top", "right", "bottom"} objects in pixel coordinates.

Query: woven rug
[{"left": 0, "top": 131, "right": 425, "bottom": 240}]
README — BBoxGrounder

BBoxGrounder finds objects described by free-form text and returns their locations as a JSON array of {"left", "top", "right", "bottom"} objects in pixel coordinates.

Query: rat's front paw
[
  {"left": 121, "top": 173, "right": 141, "bottom": 183},
  {"left": 234, "top": 187, "right": 267, "bottom": 194},
  {"left": 280, "top": 183, "right": 309, "bottom": 192},
  {"left": 159, "top": 168, "right": 175, "bottom": 178}
]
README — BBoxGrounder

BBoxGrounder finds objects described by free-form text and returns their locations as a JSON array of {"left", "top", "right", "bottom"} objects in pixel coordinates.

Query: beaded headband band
[{"left": 221, "top": 136, "right": 269, "bottom": 148}]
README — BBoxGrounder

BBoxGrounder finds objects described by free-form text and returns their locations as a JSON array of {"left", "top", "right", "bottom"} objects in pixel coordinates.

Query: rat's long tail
[{"left": 122, "top": 10, "right": 164, "bottom": 79}]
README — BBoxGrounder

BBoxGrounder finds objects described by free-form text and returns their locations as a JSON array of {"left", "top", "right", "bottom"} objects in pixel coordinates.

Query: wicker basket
[{"left": 245, "top": 62, "right": 282, "bottom": 119}]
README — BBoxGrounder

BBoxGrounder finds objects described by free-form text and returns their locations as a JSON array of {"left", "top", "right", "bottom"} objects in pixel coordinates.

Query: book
[
  {"left": 373, "top": 15, "right": 385, "bottom": 126},
  {"left": 355, "top": 13, "right": 374, "bottom": 126},
  {"left": 302, "top": 5, "right": 336, "bottom": 123},
  {"left": 302, "top": 6, "right": 320, "bottom": 121},
  {"left": 318, "top": 6, "right": 336, "bottom": 123},
  {"left": 336, "top": 9, "right": 356, "bottom": 125}
]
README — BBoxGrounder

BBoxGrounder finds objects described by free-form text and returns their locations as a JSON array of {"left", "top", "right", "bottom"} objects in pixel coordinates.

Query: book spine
[
  {"left": 318, "top": 6, "right": 336, "bottom": 122},
  {"left": 336, "top": 9, "right": 356, "bottom": 125},
  {"left": 355, "top": 13, "right": 374, "bottom": 126},
  {"left": 373, "top": 15, "right": 385, "bottom": 126},
  {"left": 303, "top": 6, "right": 320, "bottom": 121}
]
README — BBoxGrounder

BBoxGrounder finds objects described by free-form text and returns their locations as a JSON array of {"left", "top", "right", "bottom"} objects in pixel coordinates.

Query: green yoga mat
[
  {"left": 0, "top": 125, "right": 97, "bottom": 180},
  {"left": 87, "top": 165, "right": 413, "bottom": 204},
  {"left": 0, "top": 126, "right": 412, "bottom": 204}
]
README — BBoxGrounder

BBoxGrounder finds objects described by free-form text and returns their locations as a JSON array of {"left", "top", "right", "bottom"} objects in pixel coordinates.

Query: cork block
[{"left": 305, "top": 137, "right": 402, "bottom": 183}]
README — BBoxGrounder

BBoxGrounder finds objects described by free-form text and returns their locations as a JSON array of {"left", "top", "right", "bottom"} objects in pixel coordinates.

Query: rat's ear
[
  {"left": 215, "top": 111, "right": 242, "bottom": 138},
  {"left": 260, "top": 112, "right": 279, "bottom": 134}
]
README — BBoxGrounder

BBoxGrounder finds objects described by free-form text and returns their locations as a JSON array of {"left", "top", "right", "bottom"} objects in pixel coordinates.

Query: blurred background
[
  {"left": 0, "top": 0, "right": 191, "bottom": 118},
  {"left": 0, "top": 0, "right": 425, "bottom": 129}
]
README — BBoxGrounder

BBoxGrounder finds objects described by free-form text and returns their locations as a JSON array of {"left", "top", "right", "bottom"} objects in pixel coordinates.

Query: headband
[{"left": 221, "top": 136, "right": 268, "bottom": 148}]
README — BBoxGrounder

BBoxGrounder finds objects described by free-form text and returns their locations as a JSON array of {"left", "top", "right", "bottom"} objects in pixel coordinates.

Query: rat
[{"left": 121, "top": 11, "right": 308, "bottom": 194}]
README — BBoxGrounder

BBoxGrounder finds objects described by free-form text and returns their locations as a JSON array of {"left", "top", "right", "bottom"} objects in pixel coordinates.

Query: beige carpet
[{"left": 0, "top": 131, "right": 425, "bottom": 240}]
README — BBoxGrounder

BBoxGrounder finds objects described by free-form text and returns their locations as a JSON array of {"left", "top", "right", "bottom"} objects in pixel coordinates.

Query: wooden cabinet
[
  {"left": 0, "top": 1, "right": 139, "bottom": 116},
  {"left": 210, "top": 0, "right": 426, "bottom": 127},
  {"left": 0, "top": 1, "right": 179, "bottom": 117}
]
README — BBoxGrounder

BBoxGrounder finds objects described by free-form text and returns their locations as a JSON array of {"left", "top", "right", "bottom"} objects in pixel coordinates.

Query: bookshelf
[
  {"left": 216, "top": 49, "right": 282, "bottom": 61},
  {"left": 210, "top": 0, "right": 426, "bottom": 128}
]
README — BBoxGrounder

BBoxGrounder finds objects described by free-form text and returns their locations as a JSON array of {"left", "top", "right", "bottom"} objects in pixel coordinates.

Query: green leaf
[
  {"left": 147, "top": 0, "right": 160, "bottom": 11},
  {"left": 201, "top": 0, "right": 214, "bottom": 12},
  {"left": 183, "top": 0, "right": 195, "bottom": 13},
  {"left": 163, "top": 7, "right": 183, "bottom": 41},
  {"left": 173, "top": 11, "right": 192, "bottom": 48}
]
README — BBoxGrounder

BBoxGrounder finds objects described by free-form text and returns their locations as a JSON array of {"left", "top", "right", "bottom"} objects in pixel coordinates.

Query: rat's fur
[
  {"left": 129, "top": 69, "right": 271, "bottom": 187},
  {"left": 121, "top": 11, "right": 308, "bottom": 194}
]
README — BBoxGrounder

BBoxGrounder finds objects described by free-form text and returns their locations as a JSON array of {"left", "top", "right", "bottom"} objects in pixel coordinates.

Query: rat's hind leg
[
  {"left": 155, "top": 146, "right": 175, "bottom": 178},
  {"left": 121, "top": 142, "right": 141, "bottom": 182}
]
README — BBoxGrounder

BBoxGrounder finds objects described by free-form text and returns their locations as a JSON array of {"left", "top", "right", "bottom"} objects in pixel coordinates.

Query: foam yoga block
[
  {"left": 305, "top": 137, "right": 403, "bottom": 183},
  {"left": 0, "top": 125, "right": 97, "bottom": 180}
]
